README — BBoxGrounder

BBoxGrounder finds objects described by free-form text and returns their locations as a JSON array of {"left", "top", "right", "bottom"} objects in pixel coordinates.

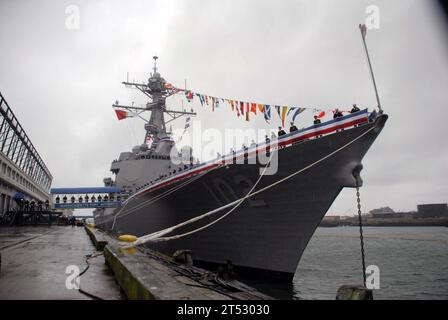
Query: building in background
[
  {"left": 369, "top": 206, "right": 395, "bottom": 218},
  {"left": 416, "top": 203, "right": 448, "bottom": 218}
]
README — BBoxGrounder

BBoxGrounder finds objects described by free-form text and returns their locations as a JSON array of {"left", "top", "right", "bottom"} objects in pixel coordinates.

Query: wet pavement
[{"left": 0, "top": 226, "right": 125, "bottom": 300}]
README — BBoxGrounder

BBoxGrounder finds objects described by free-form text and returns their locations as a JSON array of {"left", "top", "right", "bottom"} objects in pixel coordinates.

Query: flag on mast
[
  {"left": 114, "top": 110, "right": 127, "bottom": 120},
  {"left": 359, "top": 23, "right": 383, "bottom": 113},
  {"left": 250, "top": 103, "right": 257, "bottom": 114},
  {"left": 359, "top": 24, "right": 367, "bottom": 39},
  {"left": 292, "top": 107, "right": 306, "bottom": 122},
  {"left": 264, "top": 105, "right": 271, "bottom": 123},
  {"left": 114, "top": 109, "right": 137, "bottom": 120},
  {"left": 281, "top": 106, "right": 288, "bottom": 127}
]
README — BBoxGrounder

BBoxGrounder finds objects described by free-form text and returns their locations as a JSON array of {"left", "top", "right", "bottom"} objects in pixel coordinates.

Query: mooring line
[
  {"left": 133, "top": 150, "right": 276, "bottom": 245},
  {"left": 109, "top": 167, "right": 218, "bottom": 229},
  {"left": 129, "top": 125, "right": 376, "bottom": 247}
]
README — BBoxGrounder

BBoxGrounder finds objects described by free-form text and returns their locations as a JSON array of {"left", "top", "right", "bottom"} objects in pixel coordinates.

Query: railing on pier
[{"left": 50, "top": 187, "right": 123, "bottom": 209}]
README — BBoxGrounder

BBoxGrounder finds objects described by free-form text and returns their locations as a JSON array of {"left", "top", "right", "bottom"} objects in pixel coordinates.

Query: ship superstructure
[
  {"left": 107, "top": 57, "right": 195, "bottom": 196},
  {"left": 94, "top": 57, "right": 387, "bottom": 280}
]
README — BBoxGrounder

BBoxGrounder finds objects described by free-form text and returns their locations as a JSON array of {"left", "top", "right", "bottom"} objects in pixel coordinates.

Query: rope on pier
[
  {"left": 130, "top": 151, "right": 276, "bottom": 246},
  {"left": 77, "top": 251, "right": 105, "bottom": 300},
  {"left": 125, "top": 125, "right": 377, "bottom": 248}
]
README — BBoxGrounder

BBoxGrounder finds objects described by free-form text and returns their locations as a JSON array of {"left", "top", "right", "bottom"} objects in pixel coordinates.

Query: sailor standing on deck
[
  {"left": 278, "top": 126, "right": 286, "bottom": 136},
  {"left": 265, "top": 135, "right": 270, "bottom": 144},
  {"left": 265, "top": 135, "right": 271, "bottom": 156},
  {"left": 333, "top": 108, "right": 344, "bottom": 132},
  {"left": 333, "top": 108, "right": 343, "bottom": 119},
  {"left": 350, "top": 104, "right": 360, "bottom": 114},
  {"left": 289, "top": 122, "right": 298, "bottom": 133},
  {"left": 351, "top": 104, "right": 361, "bottom": 127},
  {"left": 250, "top": 139, "right": 257, "bottom": 148},
  {"left": 277, "top": 127, "right": 286, "bottom": 149},
  {"left": 313, "top": 115, "right": 322, "bottom": 138}
]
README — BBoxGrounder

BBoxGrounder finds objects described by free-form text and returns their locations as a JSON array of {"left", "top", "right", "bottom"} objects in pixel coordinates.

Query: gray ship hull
[{"left": 95, "top": 114, "right": 387, "bottom": 280}]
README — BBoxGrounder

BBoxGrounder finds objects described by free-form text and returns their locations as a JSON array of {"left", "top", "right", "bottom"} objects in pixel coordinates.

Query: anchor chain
[{"left": 356, "top": 186, "right": 367, "bottom": 287}]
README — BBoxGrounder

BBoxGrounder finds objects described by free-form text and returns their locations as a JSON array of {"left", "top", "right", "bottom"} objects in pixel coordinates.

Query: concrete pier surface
[
  {"left": 0, "top": 226, "right": 124, "bottom": 300},
  {"left": 87, "top": 227, "right": 272, "bottom": 300},
  {"left": 0, "top": 225, "right": 271, "bottom": 300}
]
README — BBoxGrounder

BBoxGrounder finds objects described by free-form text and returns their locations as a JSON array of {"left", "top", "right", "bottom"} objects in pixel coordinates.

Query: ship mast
[
  {"left": 112, "top": 56, "right": 196, "bottom": 154},
  {"left": 359, "top": 24, "right": 383, "bottom": 114}
]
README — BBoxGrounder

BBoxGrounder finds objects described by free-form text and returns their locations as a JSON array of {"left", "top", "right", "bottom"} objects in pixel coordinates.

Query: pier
[
  {"left": 0, "top": 226, "right": 123, "bottom": 299},
  {"left": 87, "top": 226, "right": 272, "bottom": 300},
  {"left": 0, "top": 224, "right": 272, "bottom": 300}
]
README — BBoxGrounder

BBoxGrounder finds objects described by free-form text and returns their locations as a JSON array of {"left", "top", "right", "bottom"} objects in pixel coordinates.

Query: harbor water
[{"left": 246, "top": 226, "right": 448, "bottom": 300}]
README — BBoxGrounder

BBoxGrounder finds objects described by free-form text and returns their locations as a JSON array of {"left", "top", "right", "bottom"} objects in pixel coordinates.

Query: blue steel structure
[
  {"left": 50, "top": 187, "right": 122, "bottom": 209},
  {"left": 50, "top": 187, "right": 121, "bottom": 194}
]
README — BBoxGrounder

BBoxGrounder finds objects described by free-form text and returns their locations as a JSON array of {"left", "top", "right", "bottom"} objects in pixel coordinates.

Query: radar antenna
[
  {"left": 152, "top": 56, "right": 158, "bottom": 74},
  {"left": 112, "top": 57, "right": 196, "bottom": 153}
]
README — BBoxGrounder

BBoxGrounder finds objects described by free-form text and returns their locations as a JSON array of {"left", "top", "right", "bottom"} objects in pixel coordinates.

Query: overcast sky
[{"left": 0, "top": 0, "right": 447, "bottom": 215}]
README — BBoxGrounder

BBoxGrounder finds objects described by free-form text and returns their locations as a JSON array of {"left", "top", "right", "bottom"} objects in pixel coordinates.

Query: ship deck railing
[{"left": 128, "top": 109, "right": 374, "bottom": 201}]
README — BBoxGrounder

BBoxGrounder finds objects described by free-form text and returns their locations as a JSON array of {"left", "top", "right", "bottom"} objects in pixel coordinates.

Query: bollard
[
  {"left": 336, "top": 285, "right": 373, "bottom": 300},
  {"left": 172, "top": 250, "right": 193, "bottom": 266}
]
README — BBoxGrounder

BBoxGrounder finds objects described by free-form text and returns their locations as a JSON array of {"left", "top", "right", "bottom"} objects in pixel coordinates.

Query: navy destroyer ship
[{"left": 94, "top": 56, "right": 388, "bottom": 280}]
